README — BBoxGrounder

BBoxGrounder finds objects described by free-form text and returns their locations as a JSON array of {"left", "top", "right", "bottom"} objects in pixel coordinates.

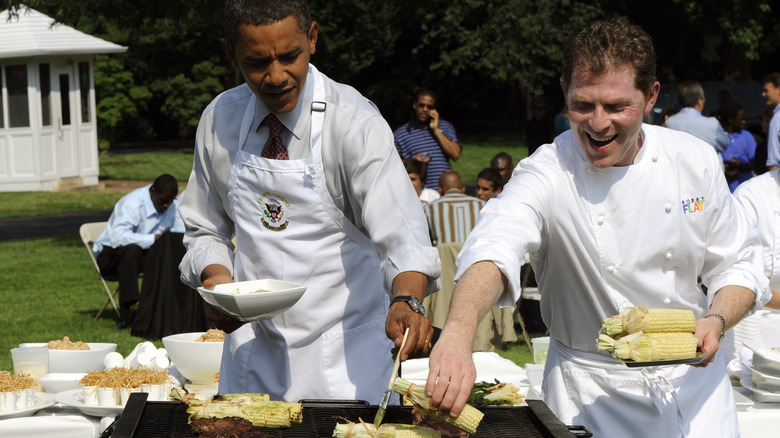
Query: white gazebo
[{"left": 0, "top": 8, "right": 127, "bottom": 192}]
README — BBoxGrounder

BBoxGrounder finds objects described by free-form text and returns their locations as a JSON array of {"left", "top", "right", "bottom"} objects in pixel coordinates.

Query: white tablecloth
[
  {"left": 736, "top": 387, "right": 780, "bottom": 438},
  {"left": 0, "top": 404, "right": 105, "bottom": 438}
]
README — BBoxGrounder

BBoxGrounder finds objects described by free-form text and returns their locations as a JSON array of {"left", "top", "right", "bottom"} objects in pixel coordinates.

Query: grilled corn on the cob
[
  {"left": 332, "top": 422, "right": 442, "bottom": 437},
  {"left": 391, "top": 377, "right": 483, "bottom": 435},
  {"left": 602, "top": 306, "right": 696, "bottom": 336},
  {"left": 598, "top": 331, "right": 698, "bottom": 361}
]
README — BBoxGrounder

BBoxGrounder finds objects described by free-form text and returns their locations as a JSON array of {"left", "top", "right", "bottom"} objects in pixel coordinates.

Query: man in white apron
[
  {"left": 179, "top": 0, "right": 440, "bottom": 403},
  {"left": 425, "top": 17, "right": 771, "bottom": 437}
]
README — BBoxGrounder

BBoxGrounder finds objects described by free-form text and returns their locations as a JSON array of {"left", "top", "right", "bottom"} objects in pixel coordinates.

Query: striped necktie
[{"left": 261, "top": 114, "right": 288, "bottom": 160}]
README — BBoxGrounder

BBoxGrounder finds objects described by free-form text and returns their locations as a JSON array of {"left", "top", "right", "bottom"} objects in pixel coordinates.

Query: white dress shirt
[
  {"left": 179, "top": 64, "right": 440, "bottom": 292},
  {"left": 93, "top": 184, "right": 184, "bottom": 254}
]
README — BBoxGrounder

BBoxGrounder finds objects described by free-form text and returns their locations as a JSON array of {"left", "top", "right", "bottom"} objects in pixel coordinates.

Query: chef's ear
[{"left": 643, "top": 81, "right": 661, "bottom": 115}]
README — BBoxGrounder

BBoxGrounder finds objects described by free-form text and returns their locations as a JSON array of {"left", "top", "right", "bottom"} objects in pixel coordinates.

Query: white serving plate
[
  {"left": 197, "top": 279, "right": 306, "bottom": 322},
  {"left": 0, "top": 393, "right": 55, "bottom": 419},
  {"left": 748, "top": 364, "right": 780, "bottom": 392},
  {"left": 740, "top": 376, "right": 780, "bottom": 403},
  {"left": 744, "top": 343, "right": 780, "bottom": 376},
  {"left": 40, "top": 373, "right": 86, "bottom": 394},
  {"left": 54, "top": 389, "right": 124, "bottom": 417}
]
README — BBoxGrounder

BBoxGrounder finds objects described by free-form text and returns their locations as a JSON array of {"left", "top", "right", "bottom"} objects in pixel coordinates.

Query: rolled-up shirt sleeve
[
  {"left": 455, "top": 159, "right": 547, "bottom": 307},
  {"left": 339, "top": 111, "right": 440, "bottom": 295}
]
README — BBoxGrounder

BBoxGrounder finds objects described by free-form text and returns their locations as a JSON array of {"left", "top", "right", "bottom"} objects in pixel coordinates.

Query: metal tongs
[{"left": 373, "top": 327, "right": 410, "bottom": 428}]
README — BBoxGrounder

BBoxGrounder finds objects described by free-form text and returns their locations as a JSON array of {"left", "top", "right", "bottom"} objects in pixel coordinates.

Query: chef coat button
[
  {"left": 665, "top": 204, "right": 672, "bottom": 213},
  {"left": 663, "top": 297, "right": 671, "bottom": 304},
  {"left": 588, "top": 166, "right": 597, "bottom": 174},
  {"left": 652, "top": 155, "right": 658, "bottom": 162},
  {"left": 607, "top": 265, "right": 615, "bottom": 273},
  {"left": 597, "top": 216, "right": 605, "bottom": 225},
  {"left": 665, "top": 252, "right": 672, "bottom": 260}
]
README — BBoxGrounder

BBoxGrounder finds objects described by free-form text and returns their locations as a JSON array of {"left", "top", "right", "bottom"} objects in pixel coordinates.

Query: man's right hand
[{"left": 201, "top": 265, "right": 243, "bottom": 333}]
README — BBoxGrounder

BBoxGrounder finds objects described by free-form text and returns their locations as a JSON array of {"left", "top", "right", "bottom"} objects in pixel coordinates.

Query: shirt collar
[
  {"left": 142, "top": 185, "right": 158, "bottom": 218},
  {"left": 254, "top": 64, "right": 314, "bottom": 141}
]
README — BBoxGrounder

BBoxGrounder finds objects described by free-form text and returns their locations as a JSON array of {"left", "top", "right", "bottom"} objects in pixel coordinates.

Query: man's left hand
[{"left": 386, "top": 303, "right": 434, "bottom": 361}]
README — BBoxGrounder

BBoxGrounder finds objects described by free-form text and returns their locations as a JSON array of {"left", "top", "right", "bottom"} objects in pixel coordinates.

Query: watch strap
[{"left": 390, "top": 295, "right": 426, "bottom": 316}]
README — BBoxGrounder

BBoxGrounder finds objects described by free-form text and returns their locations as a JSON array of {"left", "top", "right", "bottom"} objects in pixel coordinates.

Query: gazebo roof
[{"left": 0, "top": 7, "right": 127, "bottom": 59}]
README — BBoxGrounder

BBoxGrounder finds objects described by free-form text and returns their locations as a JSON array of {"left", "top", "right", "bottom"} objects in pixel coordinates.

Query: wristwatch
[{"left": 390, "top": 295, "right": 426, "bottom": 316}]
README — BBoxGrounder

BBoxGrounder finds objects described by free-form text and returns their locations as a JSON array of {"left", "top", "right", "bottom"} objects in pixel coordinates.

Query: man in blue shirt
[
  {"left": 762, "top": 73, "right": 780, "bottom": 172},
  {"left": 665, "top": 80, "right": 729, "bottom": 155},
  {"left": 394, "top": 90, "right": 462, "bottom": 190},
  {"left": 94, "top": 174, "right": 183, "bottom": 329}
]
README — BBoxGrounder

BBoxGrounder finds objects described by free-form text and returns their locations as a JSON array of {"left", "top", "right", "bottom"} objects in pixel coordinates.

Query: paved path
[{"left": 0, "top": 210, "right": 112, "bottom": 242}]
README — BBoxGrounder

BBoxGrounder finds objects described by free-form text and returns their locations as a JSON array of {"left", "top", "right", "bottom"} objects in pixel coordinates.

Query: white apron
[
  {"left": 220, "top": 69, "right": 394, "bottom": 403},
  {"left": 542, "top": 337, "right": 739, "bottom": 437}
]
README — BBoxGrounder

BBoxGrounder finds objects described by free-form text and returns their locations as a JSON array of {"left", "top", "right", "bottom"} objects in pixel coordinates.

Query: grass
[
  {"left": 0, "top": 135, "right": 535, "bottom": 372},
  {"left": 0, "top": 235, "right": 159, "bottom": 372}
]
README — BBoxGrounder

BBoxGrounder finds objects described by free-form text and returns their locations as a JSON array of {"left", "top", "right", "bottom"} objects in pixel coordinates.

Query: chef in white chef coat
[
  {"left": 425, "top": 17, "right": 771, "bottom": 437},
  {"left": 178, "top": 0, "right": 440, "bottom": 403},
  {"left": 722, "top": 171, "right": 780, "bottom": 361}
]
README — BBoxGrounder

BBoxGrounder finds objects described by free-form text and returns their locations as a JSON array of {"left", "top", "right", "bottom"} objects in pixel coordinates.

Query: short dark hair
[
  {"left": 763, "top": 73, "right": 780, "bottom": 88},
  {"left": 477, "top": 167, "right": 503, "bottom": 191},
  {"left": 676, "top": 81, "right": 704, "bottom": 108},
  {"left": 562, "top": 17, "right": 657, "bottom": 98},
  {"left": 403, "top": 158, "right": 428, "bottom": 185},
  {"left": 224, "top": 0, "right": 312, "bottom": 48},
  {"left": 152, "top": 174, "right": 179, "bottom": 197}
]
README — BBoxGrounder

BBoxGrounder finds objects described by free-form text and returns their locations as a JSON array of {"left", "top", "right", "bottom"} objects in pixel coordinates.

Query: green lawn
[{"left": 0, "top": 135, "right": 535, "bottom": 372}]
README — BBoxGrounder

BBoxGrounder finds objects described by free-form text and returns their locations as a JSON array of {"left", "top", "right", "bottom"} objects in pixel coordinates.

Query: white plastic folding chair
[{"left": 79, "top": 222, "right": 120, "bottom": 320}]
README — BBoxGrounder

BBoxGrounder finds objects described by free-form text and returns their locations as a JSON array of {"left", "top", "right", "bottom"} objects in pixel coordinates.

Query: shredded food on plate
[
  {"left": 195, "top": 329, "right": 226, "bottom": 342},
  {"left": 48, "top": 336, "right": 90, "bottom": 350},
  {"left": 80, "top": 367, "right": 170, "bottom": 388},
  {"left": 0, "top": 370, "right": 35, "bottom": 392}
]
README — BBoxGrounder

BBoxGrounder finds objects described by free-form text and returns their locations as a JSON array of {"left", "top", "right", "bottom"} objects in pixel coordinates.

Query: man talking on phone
[{"left": 394, "top": 90, "right": 462, "bottom": 190}]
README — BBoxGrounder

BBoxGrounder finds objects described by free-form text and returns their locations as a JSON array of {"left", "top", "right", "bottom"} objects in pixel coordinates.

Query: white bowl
[
  {"left": 18, "top": 343, "right": 117, "bottom": 373},
  {"left": 162, "top": 332, "right": 223, "bottom": 385},
  {"left": 197, "top": 279, "right": 306, "bottom": 322},
  {"left": 39, "top": 373, "right": 86, "bottom": 393}
]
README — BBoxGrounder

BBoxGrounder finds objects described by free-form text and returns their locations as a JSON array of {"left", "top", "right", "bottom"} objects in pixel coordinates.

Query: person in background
[
  {"left": 424, "top": 171, "right": 484, "bottom": 246},
  {"left": 664, "top": 80, "right": 729, "bottom": 156},
  {"left": 404, "top": 158, "right": 440, "bottom": 206},
  {"left": 425, "top": 17, "right": 769, "bottom": 437},
  {"left": 716, "top": 99, "right": 756, "bottom": 192},
  {"left": 394, "top": 90, "right": 462, "bottom": 190},
  {"left": 554, "top": 102, "right": 570, "bottom": 136},
  {"left": 762, "top": 73, "right": 780, "bottom": 172},
  {"left": 179, "top": 0, "right": 439, "bottom": 403},
  {"left": 475, "top": 167, "right": 503, "bottom": 202},
  {"left": 525, "top": 95, "right": 554, "bottom": 156},
  {"left": 93, "top": 173, "right": 183, "bottom": 330},
  {"left": 719, "top": 170, "right": 780, "bottom": 365},
  {"left": 489, "top": 152, "right": 514, "bottom": 185}
]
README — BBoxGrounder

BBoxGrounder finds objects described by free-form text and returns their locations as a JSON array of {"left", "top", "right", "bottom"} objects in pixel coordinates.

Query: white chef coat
[
  {"left": 456, "top": 124, "right": 770, "bottom": 437},
  {"left": 179, "top": 65, "right": 439, "bottom": 402},
  {"left": 723, "top": 170, "right": 780, "bottom": 358}
]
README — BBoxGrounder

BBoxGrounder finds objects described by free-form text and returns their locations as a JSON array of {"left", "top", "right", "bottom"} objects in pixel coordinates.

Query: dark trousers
[{"left": 96, "top": 244, "right": 146, "bottom": 307}]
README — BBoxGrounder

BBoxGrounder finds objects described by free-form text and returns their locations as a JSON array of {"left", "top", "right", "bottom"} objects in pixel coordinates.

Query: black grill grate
[{"left": 123, "top": 399, "right": 584, "bottom": 437}]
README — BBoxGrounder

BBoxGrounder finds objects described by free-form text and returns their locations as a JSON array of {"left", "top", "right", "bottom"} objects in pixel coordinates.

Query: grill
[{"left": 108, "top": 394, "right": 591, "bottom": 437}]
